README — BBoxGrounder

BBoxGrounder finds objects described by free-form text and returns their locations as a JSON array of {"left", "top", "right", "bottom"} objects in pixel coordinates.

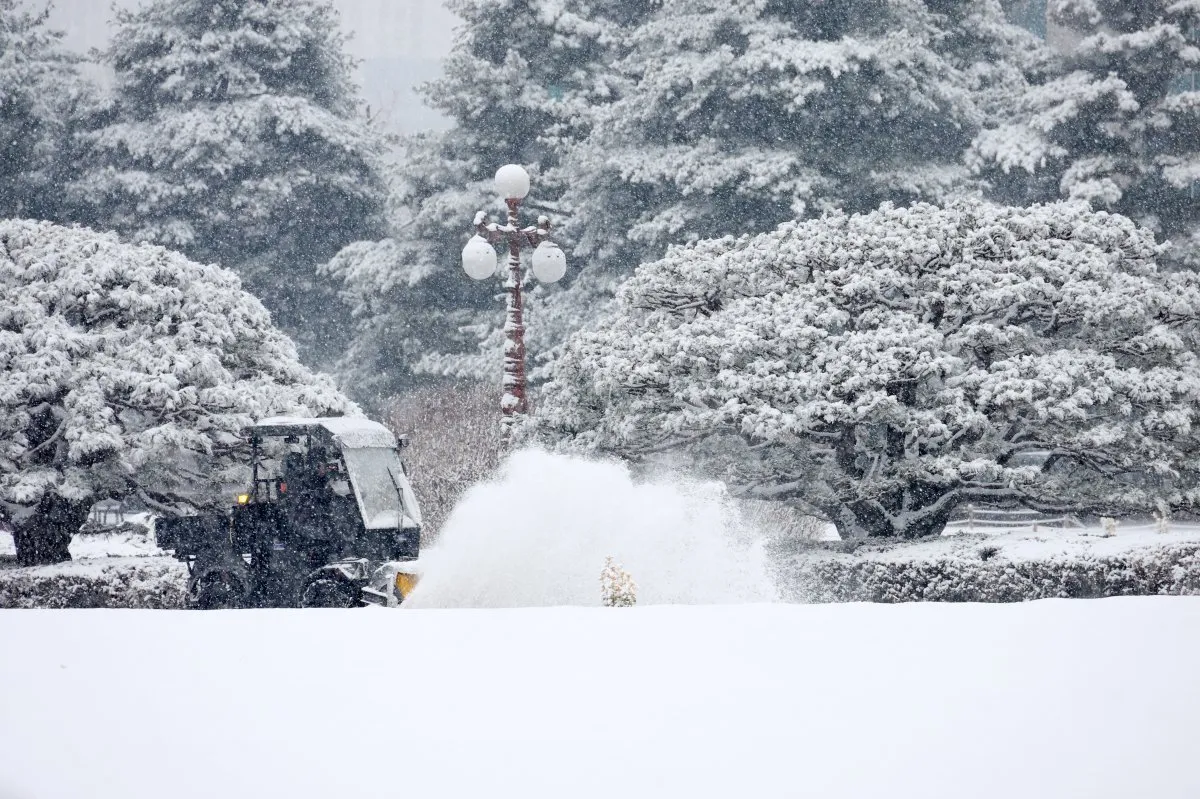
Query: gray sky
[{"left": 42, "top": 0, "right": 459, "bottom": 132}]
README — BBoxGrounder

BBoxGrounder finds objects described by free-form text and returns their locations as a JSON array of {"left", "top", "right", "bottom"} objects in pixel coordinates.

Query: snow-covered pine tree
[
  {"left": 323, "top": 0, "right": 650, "bottom": 405},
  {"left": 535, "top": 201, "right": 1200, "bottom": 540},
  {"left": 970, "top": 0, "right": 1200, "bottom": 252},
  {"left": 0, "top": 0, "right": 90, "bottom": 222},
  {"left": 69, "top": 0, "right": 387, "bottom": 367},
  {"left": 600, "top": 556, "right": 637, "bottom": 607},
  {"left": 492, "top": 0, "right": 1039, "bottom": 402},
  {"left": 557, "top": 0, "right": 1037, "bottom": 276},
  {"left": 0, "top": 220, "right": 355, "bottom": 566}
]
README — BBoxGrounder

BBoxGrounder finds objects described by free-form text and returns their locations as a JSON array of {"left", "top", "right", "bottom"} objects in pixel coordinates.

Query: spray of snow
[{"left": 404, "top": 449, "right": 777, "bottom": 608}]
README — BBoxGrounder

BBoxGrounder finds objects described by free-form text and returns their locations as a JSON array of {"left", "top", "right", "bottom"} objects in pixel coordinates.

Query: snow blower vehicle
[{"left": 155, "top": 417, "right": 422, "bottom": 609}]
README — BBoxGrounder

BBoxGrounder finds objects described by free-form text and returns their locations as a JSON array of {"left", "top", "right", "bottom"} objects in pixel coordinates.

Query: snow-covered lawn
[
  {"left": 868, "top": 522, "right": 1200, "bottom": 559},
  {"left": 68, "top": 528, "right": 165, "bottom": 560},
  {"left": 1, "top": 599, "right": 1197, "bottom": 799}
]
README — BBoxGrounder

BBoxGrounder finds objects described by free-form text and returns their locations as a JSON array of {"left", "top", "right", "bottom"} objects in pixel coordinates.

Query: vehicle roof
[{"left": 251, "top": 416, "right": 398, "bottom": 449}]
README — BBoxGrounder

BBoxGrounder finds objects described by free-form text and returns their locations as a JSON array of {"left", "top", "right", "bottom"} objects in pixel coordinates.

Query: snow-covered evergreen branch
[{"left": 536, "top": 201, "right": 1200, "bottom": 538}]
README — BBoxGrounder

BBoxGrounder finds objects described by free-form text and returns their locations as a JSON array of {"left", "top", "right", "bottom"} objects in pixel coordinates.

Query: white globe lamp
[
  {"left": 531, "top": 240, "right": 567, "bottom": 283},
  {"left": 495, "top": 164, "right": 531, "bottom": 200},
  {"left": 462, "top": 235, "right": 497, "bottom": 280}
]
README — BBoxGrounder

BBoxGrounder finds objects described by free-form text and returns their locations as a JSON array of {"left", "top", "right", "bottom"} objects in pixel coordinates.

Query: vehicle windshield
[{"left": 340, "top": 447, "right": 421, "bottom": 529}]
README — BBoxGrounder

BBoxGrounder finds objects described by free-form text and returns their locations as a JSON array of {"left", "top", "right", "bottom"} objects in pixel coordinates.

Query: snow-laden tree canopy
[
  {"left": 0, "top": 220, "right": 354, "bottom": 563},
  {"left": 558, "top": 0, "right": 1038, "bottom": 274},
  {"left": 322, "top": 0, "right": 652, "bottom": 404},
  {"left": 535, "top": 201, "right": 1200, "bottom": 539},
  {"left": 70, "top": 0, "right": 387, "bottom": 366},
  {"left": 0, "top": 0, "right": 89, "bottom": 222},
  {"left": 970, "top": 0, "right": 1200, "bottom": 249},
  {"left": 329, "top": 0, "right": 1040, "bottom": 407}
]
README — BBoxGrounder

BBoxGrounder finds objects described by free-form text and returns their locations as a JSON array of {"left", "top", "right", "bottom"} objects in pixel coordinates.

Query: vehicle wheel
[
  {"left": 194, "top": 572, "right": 244, "bottom": 610},
  {"left": 300, "top": 577, "right": 361, "bottom": 608}
]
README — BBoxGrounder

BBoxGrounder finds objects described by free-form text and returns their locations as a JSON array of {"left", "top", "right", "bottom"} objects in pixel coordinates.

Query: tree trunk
[
  {"left": 835, "top": 500, "right": 893, "bottom": 539},
  {"left": 12, "top": 494, "right": 86, "bottom": 566},
  {"left": 836, "top": 485, "right": 958, "bottom": 540}
]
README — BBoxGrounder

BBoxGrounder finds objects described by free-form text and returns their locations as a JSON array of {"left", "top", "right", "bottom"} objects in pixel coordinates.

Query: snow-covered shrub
[
  {"left": 388, "top": 381, "right": 502, "bottom": 542},
  {"left": 0, "top": 557, "right": 188, "bottom": 609},
  {"left": 600, "top": 556, "right": 637, "bottom": 607},
  {"left": 537, "top": 201, "right": 1200, "bottom": 539},
  {"left": 1101, "top": 517, "right": 1118, "bottom": 538},
  {"left": 0, "top": 220, "right": 354, "bottom": 565},
  {"left": 779, "top": 539, "right": 1200, "bottom": 603}
]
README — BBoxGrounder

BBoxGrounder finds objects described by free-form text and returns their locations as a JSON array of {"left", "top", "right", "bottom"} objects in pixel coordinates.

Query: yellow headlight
[{"left": 236, "top": 493, "right": 250, "bottom": 505}]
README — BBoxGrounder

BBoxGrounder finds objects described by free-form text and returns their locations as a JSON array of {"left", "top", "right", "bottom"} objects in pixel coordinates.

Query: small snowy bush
[{"left": 600, "top": 556, "right": 637, "bottom": 607}]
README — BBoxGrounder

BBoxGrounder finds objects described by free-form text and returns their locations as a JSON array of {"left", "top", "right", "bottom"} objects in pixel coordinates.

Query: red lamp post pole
[
  {"left": 502, "top": 197, "right": 528, "bottom": 417},
  {"left": 472, "top": 198, "right": 552, "bottom": 433}
]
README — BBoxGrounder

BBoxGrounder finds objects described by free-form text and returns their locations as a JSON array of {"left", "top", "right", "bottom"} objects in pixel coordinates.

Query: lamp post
[{"left": 462, "top": 164, "right": 567, "bottom": 429}]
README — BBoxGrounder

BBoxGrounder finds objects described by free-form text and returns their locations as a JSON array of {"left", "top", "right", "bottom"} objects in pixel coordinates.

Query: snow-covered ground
[
  {"left": 0, "top": 528, "right": 165, "bottom": 561},
  {"left": 836, "top": 522, "right": 1200, "bottom": 561},
  {"left": 1, "top": 599, "right": 1198, "bottom": 799},
  {"left": 0, "top": 511, "right": 161, "bottom": 561},
  {"left": 2, "top": 454, "right": 1197, "bottom": 795}
]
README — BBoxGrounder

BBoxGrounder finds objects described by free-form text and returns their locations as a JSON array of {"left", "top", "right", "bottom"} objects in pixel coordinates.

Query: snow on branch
[
  {"left": 535, "top": 201, "right": 1200, "bottom": 539},
  {"left": 0, "top": 220, "right": 354, "bottom": 525}
]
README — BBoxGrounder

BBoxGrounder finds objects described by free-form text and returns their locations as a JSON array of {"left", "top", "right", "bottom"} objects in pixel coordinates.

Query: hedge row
[
  {"left": 0, "top": 558, "right": 188, "bottom": 609},
  {"left": 6, "top": 541, "right": 1200, "bottom": 608},
  {"left": 776, "top": 541, "right": 1200, "bottom": 603}
]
